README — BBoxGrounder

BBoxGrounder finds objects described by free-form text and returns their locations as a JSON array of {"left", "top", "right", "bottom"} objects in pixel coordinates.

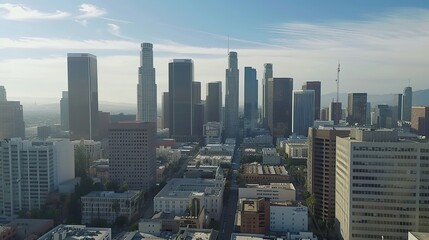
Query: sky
[{"left": 1, "top": 0, "right": 429, "bottom": 107}]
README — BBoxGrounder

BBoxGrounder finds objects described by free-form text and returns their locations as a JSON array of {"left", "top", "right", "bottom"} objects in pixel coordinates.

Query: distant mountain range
[{"left": 321, "top": 89, "right": 429, "bottom": 108}]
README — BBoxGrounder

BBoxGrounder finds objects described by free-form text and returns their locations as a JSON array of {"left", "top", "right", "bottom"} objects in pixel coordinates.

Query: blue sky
[{"left": 1, "top": 1, "right": 429, "bottom": 106}]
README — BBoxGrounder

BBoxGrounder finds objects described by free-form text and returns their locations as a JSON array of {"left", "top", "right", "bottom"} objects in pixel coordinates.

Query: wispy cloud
[
  {"left": 0, "top": 3, "right": 70, "bottom": 20},
  {"left": 76, "top": 3, "right": 106, "bottom": 19},
  {"left": 75, "top": 19, "right": 88, "bottom": 26},
  {"left": 106, "top": 23, "right": 134, "bottom": 40}
]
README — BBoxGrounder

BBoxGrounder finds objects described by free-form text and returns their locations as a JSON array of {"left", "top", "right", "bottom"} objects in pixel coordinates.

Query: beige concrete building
[
  {"left": 336, "top": 129, "right": 429, "bottom": 240},
  {"left": 238, "top": 183, "right": 296, "bottom": 201},
  {"left": 307, "top": 126, "right": 350, "bottom": 225}
]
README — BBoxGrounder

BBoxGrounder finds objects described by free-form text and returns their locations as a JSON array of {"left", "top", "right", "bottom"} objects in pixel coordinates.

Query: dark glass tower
[
  {"left": 347, "top": 93, "right": 367, "bottom": 126},
  {"left": 244, "top": 67, "right": 258, "bottom": 129},
  {"left": 267, "top": 78, "right": 293, "bottom": 138},
  {"left": 206, "top": 81, "right": 222, "bottom": 123},
  {"left": 67, "top": 53, "right": 99, "bottom": 140},
  {"left": 302, "top": 81, "right": 321, "bottom": 120},
  {"left": 168, "top": 59, "right": 193, "bottom": 141}
]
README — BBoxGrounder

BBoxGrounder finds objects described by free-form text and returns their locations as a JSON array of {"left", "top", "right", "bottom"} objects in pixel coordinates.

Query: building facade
[
  {"left": 206, "top": 82, "right": 222, "bottom": 124},
  {"left": 238, "top": 183, "right": 296, "bottom": 201},
  {"left": 402, "top": 86, "right": 412, "bottom": 121},
  {"left": 302, "top": 81, "right": 321, "bottom": 120},
  {"left": 162, "top": 92, "right": 169, "bottom": 129},
  {"left": 137, "top": 43, "right": 157, "bottom": 123},
  {"left": 268, "top": 78, "right": 293, "bottom": 139},
  {"left": 307, "top": 126, "right": 350, "bottom": 225},
  {"left": 346, "top": 93, "right": 367, "bottom": 126},
  {"left": 60, "top": 91, "right": 69, "bottom": 131},
  {"left": 109, "top": 122, "right": 156, "bottom": 191},
  {"left": 0, "top": 139, "right": 74, "bottom": 221},
  {"left": 225, "top": 52, "right": 239, "bottom": 138},
  {"left": 336, "top": 129, "right": 429, "bottom": 240},
  {"left": 292, "top": 90, "right": 315, "bottom": 137},
  {"left": 81, "top": 191, "right": 141, "bottom": 225},
  {"left": 0, "top": 101, "right": 25, "bottom": 140},
  {"left": 67, "top": 53, "right": 99, "bottom": 140},
  {"left": 244, "top": 67, "right": 258, "bottom": 130},
  {"left": 204, "top": 122, "right": 222, "bottom": 145},
  {"left": 169, "top": 59, "right": 194, "bottom": 141},
  {"left": 262, "top": 63, "right": 273, "bottom": 127},
  {"left": 411, "top": 106, "right": 429, "bottom": 137}
]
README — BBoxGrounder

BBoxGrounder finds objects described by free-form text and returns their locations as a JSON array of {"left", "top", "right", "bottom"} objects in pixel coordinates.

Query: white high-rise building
[
  {"left": 335, "top": 129, "right": 429, "bottom": 240},
  {"left": 225, "top": 52, "right": 239, "bottom": 139},
  {"left": 0, "top": 139, "right": 74, "bottom": 221},
  {"left": 137, "top": 43, "right": 157, "bottom": 123}
]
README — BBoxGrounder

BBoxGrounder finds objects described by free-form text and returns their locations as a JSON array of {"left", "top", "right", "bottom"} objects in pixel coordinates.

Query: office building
[
  {"left": 169, "top": 59, "right": 194, "bottom": 141},
  {"left": 292, "top": 90, "right": 315, "bottom": 136},
  {"left": 98, "top": 111, "right": 110, "bottom": 139},
  {"left": 154, "top": 168, "right": 225, "bottom": 221},
  {"left": 244, "top": 67, "right": 258, "bottom": 129},
  {"left": 302, "top": 81, "right": 321, "bottom": 120},
  {"left": 81, "top": 191, "right": 141, "bottom": 225},
  {"left": 37, "top": 126, "right": 51, "bottom": 139},
  {"left": 110, "top": 113, "right": 136, "bottom": 123},
  {"left": 241, "top": 163, "right": 290, "bottom": 184},
  {"left": 267, "top": 78, "right": 293, "bottom": 138},
  {"left": 72, "top": 139, "right": 103, "bottom": 161},
  {"left": 204, "top": 122, "right": 222, "bottom": 145},
  {"left": 262, "top": 148, "right": 282, "bottom": 165},
  {"left": 137, "top": 43, "right": 157, "bottom": 123},
  {"left": 307, "top": 126, "right": 350, "bottom": 225},
  {"left": 60, "top": 91, "right": 69, "bottom": 131},
  {"left": 393, "top": 93, "right": 403, "bottom": 125},
  {"left": 376, "top": 104, "right": 393, "bottom": 128},
  {"left": 262, "top": 63, "right": 273, "bottom": 127},
  {"left": 0, "top": 101, "right": 25, "bottom": 139},
  {"left": 109, "top": 122, "right": 156, "bottom": 191},
  {"left": 0, "top": 139, "right": 74, "bottom": 220},
  {"left": 402, "top": 86, "right": 413, "bottom": 121},
  {"left": 67, "top": 53, "right": 99, "bottom": 140},
  {"left": 411, "top": 106, "right": 429, "bottom": 137},
  {"left": 0, "top": 86, "right": 6, "bottom": 101},
  {"left": 206, "top": 81, "right": 222, "bottom": 123},
  {"left": 336, "top": 129, "right": 429, "bottom": 240},
  {"left": 225, "top": 52, "right": 239, "bottom": 138},
  {"left": 162, "top": 92, "right": 169, "bottom": 129},
  {"left": 193, "top": 82, "right": 204, "bottom": 143},
  {"left": 239, "top": 183, "right": 296, "bottom": 201},
  {"left": 330, "top": 102, "right": 342, "bottom": 125},
  {"left": 39, "top": 225, "right": 111, "bottom": 240},
  {"left": 346, "top": 93, "right": 367, "bottom": 126}
]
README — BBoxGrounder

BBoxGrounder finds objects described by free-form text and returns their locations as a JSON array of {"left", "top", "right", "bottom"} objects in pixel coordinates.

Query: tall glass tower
[
  {"left": 402, "top": 86, "right": 412, "bottom": 121},
  {"left": 137, "top": 43, "right": 157, "bottom": 123},
  {"left": 244, "top": 67, "right": 258, "bottom": 129},
  {"left": 225, "top": 52, "right": 239, "bottom": 139},
  {"left": 67, "top": 53, "right": 99, "bottom": 140}
]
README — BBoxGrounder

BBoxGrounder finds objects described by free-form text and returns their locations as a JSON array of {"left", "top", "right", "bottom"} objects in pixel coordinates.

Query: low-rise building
[
  {"left": 154, "top": 168, "right": 225, "bottom": 221},
  {"left": 0, "top": 226, "right": 15, "bottom": 240},
  {"left": 72, "top": 139, "right": 103, "bottom": 161},
  {"left": 270, "top": 202, "right": 308, "bottom": 233},
  {"left": 175, "top": 227, "right": 218, "bottom": 240},
  {"left": 38, "top": 225, "right": 111, "bottom": 240},
  {"left": 7, "top": 218, "right": 54, "bottom": 240},
  {"left": 89, "top": 159, "right": 109, "bottom": 182},
  {"left": 184, "top": 165, "right": 219, "bottom": 179},
  {"left": 157, "top": 146, "right": 182, "bottom": 164},
  {"left": 239, "top": 183, "right": 296, "bottom": 201},
  {"left": 262, "top": 148, "right": 281, "bottom": 165},
  {"left": 81, "top": 191, "right": 142, "bottom": 225},
  {"left": 240, "top": 163, "right": 290, "bottom": 185},
  {"left": 204, "top": 122, "right": 222, "bottom": 145},
  {"left": 409, "top": 232, "right": 429, "bottom": 240}
]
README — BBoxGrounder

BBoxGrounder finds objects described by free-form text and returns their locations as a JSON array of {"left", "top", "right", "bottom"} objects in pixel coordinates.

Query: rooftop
[
  {"left": 38, "top": 225, "right": 110, "bottom": 240},
  {"left": 245, "top": 182, "right": 295, "bottom": 191},
  {"left": 155, "top": 178, "right": 223, "bottom": 199},
  {"left": 242, "top": 164, "right": 288, "bottom": 176},
  {"left": 175, "top": 228, "right": 218, "bottom": 240},
  {"left": 409, "top": 232, "right": 429, "bottom": 240},
  {"left": 82, "top": 190, "right": 140, "bottom": 199}
]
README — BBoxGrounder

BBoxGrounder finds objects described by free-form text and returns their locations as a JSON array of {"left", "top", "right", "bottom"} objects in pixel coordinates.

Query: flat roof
[
  {"left": 83, "top": 190, "right": 140, "bottom": 199},
  {"left": 155, "top": 178, "right": 222, "bottom": 199},
  {"left": 409, "top": 232, "right": 429, "bottom": 240},
  {"left": 244, "top": 182, "right": 295, "bottom": 191}
]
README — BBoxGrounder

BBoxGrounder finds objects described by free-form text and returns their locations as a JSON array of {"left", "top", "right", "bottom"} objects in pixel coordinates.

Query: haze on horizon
[{"left": 1, "top": 1, "right": 429, "bottom": 105}]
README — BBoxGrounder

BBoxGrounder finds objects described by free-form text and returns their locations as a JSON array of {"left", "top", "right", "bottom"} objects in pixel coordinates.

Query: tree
[
  {"left": 75, "top": 145, "right": 90, "bottom": 177},
  {"left": 306, "top": 193, "right": 316, "bottom": 214},
  {"left": 119, "top": 181, "right": 128, "bottom": 193},
  {"left": 105, "top": 181, "right": 118, "bottom": 192},
  {"left": 112, "top": 200, "right": 120, "bottom": 219}
]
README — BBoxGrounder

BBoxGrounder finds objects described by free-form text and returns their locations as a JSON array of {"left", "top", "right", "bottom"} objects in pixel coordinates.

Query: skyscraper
[
  {"left": 193, "top": 82, "right": 204, "bottom": 143},
  {"left": 0, "top": 86, "right": 6, "bottom": 102},
  {"left": 60, "top": 91, "right": 69, "bottom": 131},
  {"left": 109, "top": 122, "right": 156, "bottom": 191},
  {"left": 137, "top": 43, "right": 157, "bottom": 123},
  {"left": 244, "top": 67, "right": 258, "bottom": 129},
  {"left": 302, "top": 81, "right": 321, "bottom": 120},
  {"left": 376, "top": 104, "right": 392, "bottom": 128},
  {"left": 330, "top": 102, "right": 342, "bottom": 125},
  {"left": 206, "top": 81, "right": 222, "bottom": 123},
  {"left": 307, "top": 126, "right": 350, "bottom": 226},
  {"left": 346, "top": 93, "right": 367, "bottom": 126},
  {"left": 169, "top": 59, "right": 194, "bottom": 141},
  {"left": 262, "top": 63, "right": 273, "bottom": 127},
  {"left": 292, "top": 90, "right": 315, "bottom": 136},
  {"left": 225, "top": 52, "right": 239, "bottom": 139},
  {"left": 402, "top": 86, "right": 412, "bottom": 121},
  {"left": 0, "top": 101, "right": 25, "bottom": 139},
  {"left": 162, "top": 92, "right": 169, "bottom": 129},
  {"left": 336, "top": 129, "right": 429, "bottom": 240},
  {"left": 411, "top": 106, "right": 429, "bottom": 137},
  {"left": 67, "top": 53, "right": 99, "bottom": 140},
  {"left": 267, "top": 78, "right": 293, "bottom": 138},
  {"left": 392, "top": 93, "right": 402, "bottom": 125}
]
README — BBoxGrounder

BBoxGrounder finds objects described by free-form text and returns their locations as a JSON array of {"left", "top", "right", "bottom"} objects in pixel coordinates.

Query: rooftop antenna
[{"left": 336, "top": 62, "right": 340, "bottom": 103}]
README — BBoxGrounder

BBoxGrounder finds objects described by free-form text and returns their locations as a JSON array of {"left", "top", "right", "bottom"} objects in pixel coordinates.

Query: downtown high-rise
[
  {"left": 137, "top": 43, "right": 157, "bottom": 123},
  {"left": 67, "top": 53, "right": 99, "bottom": 140},
  {"left": 244, "top": 67, "right": 258, "bottom": 130},
  {"left": 206, "top": 81, "right": 222, "bottom": 123},
  {"left": 169, "top": 59, "right": 194, "bottom": 141},
  {"left": 267, "top": 78, "right": 293, "bottom": 138},
  {"left": 0, "top": 87, "right": 25, "bottom": 139},
  {"left": 60, "top": 91, "right": 69, "bottom": 131},
  {"left": 224, "top": 52, "right": 239, "bottom": 139},
  {"left": 262, "top": 63, "right": 273, "bottom": 127},
  {"left": 402, "top": 86, "right": 412, "bottom": 121},
  {"left": 346, "top": 93, "right": 367, "bottom": 126},
  {"left": 302, "top": 81, "right": 321, "bottom": 120},
  {"left": 292, "top": 90, "right": 315, "bottom": 137}
]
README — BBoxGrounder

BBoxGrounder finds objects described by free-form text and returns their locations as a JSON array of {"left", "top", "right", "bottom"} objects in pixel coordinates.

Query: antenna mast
[{"left": 336, "top": 62, "right": 340, "bottom": 103}]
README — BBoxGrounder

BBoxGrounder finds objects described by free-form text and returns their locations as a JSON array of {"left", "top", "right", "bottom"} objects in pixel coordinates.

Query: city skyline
[{"left": 1, "top": 1, "right": 429, "bottom": 105}]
